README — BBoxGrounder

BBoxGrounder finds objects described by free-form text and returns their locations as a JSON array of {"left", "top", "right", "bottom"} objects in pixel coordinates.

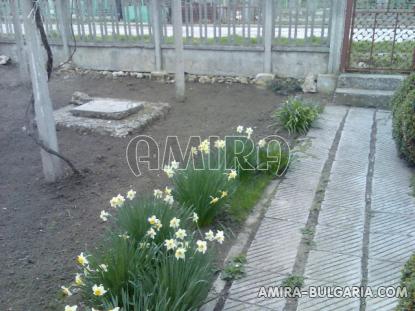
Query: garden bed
[{"left": 0, "top": 64, "right": 330, "bottom": 310}]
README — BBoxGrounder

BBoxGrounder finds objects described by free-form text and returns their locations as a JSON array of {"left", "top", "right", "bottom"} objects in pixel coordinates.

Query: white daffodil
[
  {"left": 148, "top": 215, "right": 158, "bottom": 225},
  {"left": 169, "top": 217, "right": 180, "bottom": 229},
  {"left": 154, "top": 221, "right": 163, "bottom": 231},
  {"left": 236, "top": 125, "right": 244, "bottom": 133},
  {"left": 61, "top": 285, "right": 72, "bottom": 296},
  {"left": 100, "top": 210, "right": 109, "bottom": 222},
  {"left": 164, "top": 187, "right": 172, "bottom": 195},
  {"left": 214, "top": 139, "right": 226, "bottom": 149},
  {"left": 64, "top": 306, "right": 77, "bottom": 311},
  {"left": 75, "top": 273, "right": 84, "bottom": 286},
  {"left": 191, "top": 146, "right": 198, "bottom": 155},
  {"left": 76, "top": 252, "right": 89, "bottom": 266},
  {"left": 205, "top": 230, "right": 215, "bottom": 241},
  {"left": 99, "top": 264, "right": 108, "bottom": 272},
  {"left": 245, "top": 127, "right": 253, "bottom": 139},
  {"left": 126, "top": 189, "right": 136, "bottom": 200},
  {"left": 215, "top": 230, "right": 225, "bottom": 244},
  {"left": 147, "top": 228, "right": 157, "bottom": 239},
  {"left": 171, "top": 161, "right": 180, "bottom": 170},
  {"left": 192, "top": 212, "right": 199, "bottom": 223},
  {"left": 92, "top": 284, "right": 107, "bottom": 296},
  {"left": 175, "top": 228, "right": 187, "bottom": 240},
  {"left": 164, "top": 194, "right": 174, "bottom": 205},
  {"left": 175, "top": 247, "right": 186, "bottom": 260},
  {"left": 198, "top": 139, "right": 210, "bottom": 154},
  {"left": 258, "top": 139, "right": 266, "bottom": 148},
  {"left": 196, "top": 240, "right": 208, "bottom": 254},
  {"left": 164, "top": 239, "right": 177, "bottom": 251},
  {"left": 163, "top": 165, "right": 175, "bottom": 178},
  {"left": 110, "top": 194, "right": 125, "bottom": 208},
  {"left": 154, "top": 189, "right": 163, "bottom": 199},
  {"left": 227, "top": 169, "right": 237, "bottom": 180},
  {"left": 118, "top": 233, "right": 130, "bottom": 240}
]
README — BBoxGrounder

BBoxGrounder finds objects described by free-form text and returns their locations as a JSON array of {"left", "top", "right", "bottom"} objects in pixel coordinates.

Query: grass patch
[
  {"left": 228, "top": 174, "right": 273, "bottom": 222},
  {"left": 282, "top": 275, "right": 304, "bottom": 290},
  {"left": 221, "top": 254, "right": 247, "bottom": 281}
]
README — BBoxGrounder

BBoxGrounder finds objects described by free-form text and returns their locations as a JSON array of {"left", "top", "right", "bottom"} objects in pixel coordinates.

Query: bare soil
[{"left": 0, "top": 64, "right": 327, "bottom": 310}]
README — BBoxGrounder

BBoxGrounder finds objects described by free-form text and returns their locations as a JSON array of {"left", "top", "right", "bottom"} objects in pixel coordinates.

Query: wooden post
[
  {"left": 263, "top": 0, "right": 273, "bottom": 73},
  {"left": 55, "top": 0, "right": 71, "bottom": 60},
  {"left": 151, "top": 0, "right": 162, "bottom": 71},
  {"left": 172, "top": 0, "right": 185, "bottom": 102},
  {"left": 10, "top": 0, "right": 29, "bottom": 80},
  {"left": 21, "top": 0, "right": 64, "bottom": 182}
]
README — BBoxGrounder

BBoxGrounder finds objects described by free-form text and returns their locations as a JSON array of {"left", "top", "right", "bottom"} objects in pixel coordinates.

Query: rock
[
  {"left": 302, "top": 74, "right": 318, "bottom": 93},
  {"left": 70, "top": 91, "right": 93, "bottom": 106},
  {"left": 317, "top": 74, "right": 337, "bottom": 94},
  {"left": 187, "top": 75, "right": 197, "bottom": 82},
  {"left": 112, "top": 71, "right": 127, "bottom": 78},
  {"left": 198, "top": 76, "right": 211, "bottom": 84},
  {"left": 134, "top": 72, "right": 144, "bottom": 79},
  {"left": 237, "top": 76, "right": 249, "bottom": 84},
  {"left": 0, "top": 55, "right": 11, "bottom": 65},
  {"left": 254, "top": 73, "right": 275, "bottom": 88},
  {"left": 151, "top": 71, "right": 167, "bottom": 81}
]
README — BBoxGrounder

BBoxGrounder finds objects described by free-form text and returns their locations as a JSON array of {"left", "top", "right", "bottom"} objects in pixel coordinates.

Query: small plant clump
[
  {"left": 273, "top": 97, "right": 321, "bottom": 135},
  {"left": 221, "top": 254, "right": 247, "bottom": 281},
  {"left": 281, "top": 275, "right": 305, "bottom": 291},
  {"left": 397, "top": 253, "right": 415, "bottom": 310}
]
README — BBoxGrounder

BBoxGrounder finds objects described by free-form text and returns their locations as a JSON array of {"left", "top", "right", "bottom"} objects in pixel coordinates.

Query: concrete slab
[
  {"left": 70, "top": 98, "right": 144, "bottom": 120},
  {"left": 54, "top": 101, "right": 170, "bottom": 137}
]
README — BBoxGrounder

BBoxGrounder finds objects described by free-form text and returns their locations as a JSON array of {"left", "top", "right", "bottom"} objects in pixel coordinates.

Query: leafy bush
[
  {"left": 397, "top": 253, "right": 415, "bottom": 310},
  {"left": 172, "top": 150, "right": 236, "bottom": 227},
  {"left": 392, "top": 74, "right": 415, "bottom": 165},
  {"left": 273, "top": 98, "right": 321, "bottom": 135}
]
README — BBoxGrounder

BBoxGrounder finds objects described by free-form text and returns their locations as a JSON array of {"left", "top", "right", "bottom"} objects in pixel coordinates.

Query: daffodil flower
[
  {"left": 169, "top": 217, "right": 180, "bottom": 229},
  {"left": 192, "top": 212, "right": 199, "bottom": 223},
  {"left": 245, "top": 127, "right": 253, "bottom": 139},
  {"left": 258, "top": 139, "right": 266, "bottom": 148},
  {"left": 92, "top": 284, "right": 107, "bottom": 296},
  {"left": 227, "top": 169, "right": 237, "bottom": 180},
  {"left": 118, "top": 233, "right": 130, "bottom": 240},
  {"left": 147, "top": 228, "right": 157, "bottom": 239},
  {"left": 175, "top": 247, "right": 186, "bottom": 260},
  {"left": 153, "top": 189, "right": 163, "bottom": 199},
  {"left": 236, "top": 125, "right": 244, "bottom": 133},
  {"left": 164, "top": 194, "right": 174, "bottom": 205},
  {"left": 205, "top": 230, "right": 215, "bottom": 241},
  {"left": 99, "top": 264, "right": 108, "bottom": 272},
  {"left": 76, "top": 252, "right": 89, "bottom": 266},
  {"left": 61, "top": 285, "right": 72, "bottom": 296},
  {"left": 175, "top": 228, "right": 187, "bottom": 240},
  {"left": 171, "top": 161, "right": 180, "bottom": 169},
  {"left": 198, "top": 139, "right": 210, "bottom": 154},
  {"left": 196, "top": 240, "right": 207, "bottom": 254},
  {"left": 215, "top": 230, "right": 225, "bottom": 244},
  {"left": 64, "top": 306, "right": 77, "bottom": 311},
  {"left": 220, "top": 191, "right": 228, "bottom": 198},
  {"left": 214, "top": 139, "right": 226, "bottom": 149},
  {"left": 75, "top": 273, "right": 84, "bottom": 286},
  {"left": 126, "top": 189, "right": 136, "bottom": 200},
  {"left": 148, "top": 215, "right": 158, "bottom": 225},
  {"left": 164, "top": 239, "right": 177, "bottom": 251},
  {"left": 191, "top": 146, "right": 198, "bottom": 155},
  {"left": 163, "top": 165, "right": 175, "bottom": 178},
  {"left": 100, "top": 210, "right": 109, "bottom": 222},
  {"left": 164, "top": 187, "right": 172, "bottom": 195},
  {"left": 210, "top": 196, "right": 219, "bottom": 204}
]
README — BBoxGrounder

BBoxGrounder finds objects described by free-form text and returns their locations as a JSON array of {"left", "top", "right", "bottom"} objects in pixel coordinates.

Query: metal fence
[{"left": 0, "top": 0, "right": 333, "bottom": 47}]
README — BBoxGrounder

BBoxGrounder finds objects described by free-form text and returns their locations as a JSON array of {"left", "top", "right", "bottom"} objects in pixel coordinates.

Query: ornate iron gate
[{"left": 342, "top": 0, "right": 415, "bottom": 72}]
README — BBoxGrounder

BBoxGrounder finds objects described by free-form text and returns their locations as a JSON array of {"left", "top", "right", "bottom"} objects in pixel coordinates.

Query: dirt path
[{"left": 1, "top": 64, "right": 306, "bottom": 310}]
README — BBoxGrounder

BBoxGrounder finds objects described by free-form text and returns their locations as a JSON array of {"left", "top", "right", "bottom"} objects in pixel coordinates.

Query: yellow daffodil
[
  {"left": 92, "top": 284, "right": 107, "bottom": 296},
  {"left": 100, "top": 210, "right": 109, "bottom": 222},
  {"left": 169, "top": 217, "right": 180, "bottom": 229},
  {"left": 210, "top": 196, "right": 219, "bottom": 204},
  {"left": 147, "top": 228, "right": 157, "bottom": 239},
  {"left": 75, "top": 273, "right": 84, "bottom": 286},
  {"left": 215, "top": 230, "right": 225, "bottom": 244},
  {"left": 64, "top": 306, "right": 77, "bottom": 311},
  {"left": 236, "top": 125, "right": 244, "bottom": 133},
  {"left": 198, "top": 139, "right": 210, "bottom": 154},
  {"left": 76, "top": 252, "right": 89, "bottom": 266},
  {"left": 214, "top": 139, "right": 226, "bottom": 149},
  {"left": 163, "top": 165, "right": 175, "bottom": 178},
  {"left": 175, "top": 228, "right": 187, "bottom": 240},
  {"left": 192, "top": 212, "right": 199, "bottom": 223},
  {"left": 258, "top": 139, "right": 266, "bottom": 148},
  {"left": 196, "top": 240, "right": 208, "bottom": 254},
  {"left": 227, "top": 169, "right": 237, "bottom": 180},
  {"left": 164, "top": 239, "right": 177, "bottom": 251},
  {"left": 153, "top": 189, "right": 163, "bottom": 199},
  {"left": 126, "top": 189, "right": 136, "bottom": 200},
  {"left": 148, "top": 215, "right": 158, "bottom": 225},
  {"left": 175, "top": 247, "right": 186, "bottom": 260},
  {"left": 220, "top": 191, "right": 228, "bottom": 198},
  {"left": 61, "top": 285, "right": 72, "bottom": 296}
]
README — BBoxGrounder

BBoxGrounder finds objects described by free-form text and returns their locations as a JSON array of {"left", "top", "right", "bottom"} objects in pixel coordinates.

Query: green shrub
[
  {"left": 397, "top": 253, "right": 415, "bottom": 310},
  {"left": 392, "top": 74, "right": 415, "bottom": 165},
  {"left": 273, "top": 98, "right": 321, "bottom": 135},
  {"left": 258, "top": 140, "right": 290, "bottom": 175},
  {"left": 172, "top": 151, "right": 236, "bottom": 227},
  {"left": 116, "top": 197, "right": 193, "bottom": 245}
]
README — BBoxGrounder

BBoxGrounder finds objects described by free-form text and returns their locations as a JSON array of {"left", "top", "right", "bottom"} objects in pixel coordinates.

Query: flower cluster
[
  {"left": 163, "top": 160, "right": 180, "bottom": 178},
  {"left": 100, "top": 189, "right": 137, "bottom": 222},
  {"left": 236, "top": 125, "right": 254, "bottom": 139},
  {"left": 153, "top": 186, "right": 174, "bottom": 205},
  {"left": 198, "top": 139, "right": 210, "bottom": 154}
]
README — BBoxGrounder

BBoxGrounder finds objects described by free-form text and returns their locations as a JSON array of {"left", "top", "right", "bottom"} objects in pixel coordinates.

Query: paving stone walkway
[{"left": 222, "top": 106, "right": 415, "bottom": 311}]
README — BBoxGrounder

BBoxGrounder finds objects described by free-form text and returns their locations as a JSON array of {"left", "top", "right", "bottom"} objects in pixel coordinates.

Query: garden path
[{"left": 221, "top": 106, "right": 415, "bottom": 311}]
